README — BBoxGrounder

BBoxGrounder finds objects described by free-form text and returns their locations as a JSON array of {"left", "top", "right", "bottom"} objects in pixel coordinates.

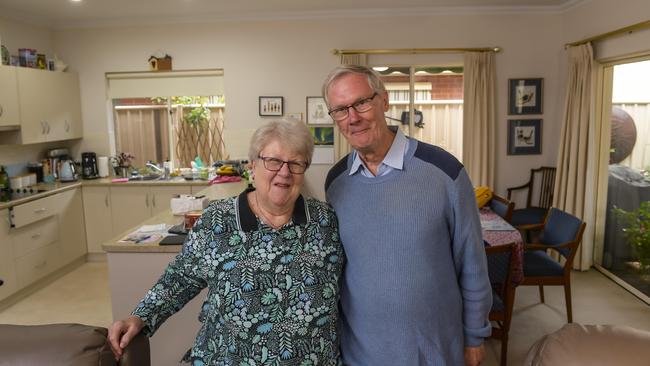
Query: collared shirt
[
  {"left": 349, "top": 127, "right": 409, "bottom": 177},
  {"left": 132, "top": 190, "right": 345, "bottom": 365}
]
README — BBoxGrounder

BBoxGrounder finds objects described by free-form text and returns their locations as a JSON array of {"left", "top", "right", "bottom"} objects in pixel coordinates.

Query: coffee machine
[{"left": 81, "top": 152, "right": 99, "bottom": 179}]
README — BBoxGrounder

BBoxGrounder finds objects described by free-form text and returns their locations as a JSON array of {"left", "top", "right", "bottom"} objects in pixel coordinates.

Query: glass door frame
[{"left": 593, "top": 52, "right": 650, "bottom": 305}]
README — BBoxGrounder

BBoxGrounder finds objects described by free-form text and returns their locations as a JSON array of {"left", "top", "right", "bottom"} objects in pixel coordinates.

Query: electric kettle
[{"left": 59, "top": 159, "right": 77, "bottom": 182}]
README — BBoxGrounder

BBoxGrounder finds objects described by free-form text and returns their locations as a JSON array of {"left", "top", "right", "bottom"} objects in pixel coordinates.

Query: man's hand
[{"left": 464, "top": 344, "right": 485, "bottom": 366}]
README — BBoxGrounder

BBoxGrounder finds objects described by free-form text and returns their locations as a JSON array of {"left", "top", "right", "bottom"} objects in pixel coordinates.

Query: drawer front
[
  {"left": 11, "top": 194, "right": 59, "bottom": 228},
  {"left": 15, "top": 241, "right": 62, "bottom": 289},
  {"left": 12, "top": 216, "right": 59, "bottom": 259}
]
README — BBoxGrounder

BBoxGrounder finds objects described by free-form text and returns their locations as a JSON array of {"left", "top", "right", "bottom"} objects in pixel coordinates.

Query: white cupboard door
[
  {"left": 59, "top": 188, "right": 87, "bottom": 262},
  {"left": 110, "top": 186, "right": 150, "bottom": 236},
  {"left": 82, "top": 186, "right": 113, "bottom": 253},
  {"left": 0, "top": 209, "right": 17, "bottom": 301},
  {"left": 50, "top": 72, "right": 83, "bottom": 141},
  {"left": 0, "top": 66, "right": 20, "bottom": 127},
  {"left": 16, "top": 68, "right": 57, "bottom": 143},
  {"left": 150, "top": 185, "right": 191, "bottom": 216}
]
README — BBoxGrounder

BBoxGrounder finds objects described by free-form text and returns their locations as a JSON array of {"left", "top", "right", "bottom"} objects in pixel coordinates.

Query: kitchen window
[{"left": 106, "top": 70, "right": 226, "bottom": 169}]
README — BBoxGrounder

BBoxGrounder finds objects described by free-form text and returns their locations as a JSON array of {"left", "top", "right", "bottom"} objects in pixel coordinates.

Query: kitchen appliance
[
  {"left": 97, "top": 156, "right": 110, "bottom": 178},
  {"left": 81, "top": 152, "right": 99, "bottom": 179},
  {"left": 58, "top": 159, "right": 77, "bottom": 182},
  {"left": 47, "top": 148, "right": 70, "bottom": 180},
  {"left": 27, "top": 162, "right": 44, "bottom": 183}
]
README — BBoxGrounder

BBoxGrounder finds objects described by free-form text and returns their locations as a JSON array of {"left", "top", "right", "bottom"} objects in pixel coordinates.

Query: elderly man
[{"left": 323, "top": 65, "right": 491, "bottom": 366}]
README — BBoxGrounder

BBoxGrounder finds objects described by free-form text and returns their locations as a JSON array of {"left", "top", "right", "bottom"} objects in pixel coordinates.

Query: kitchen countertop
[
  {"left": 102, "top": 180, "right": 248, "bottom": 253},
  {"left": 0, "top": 177, "right": 211, "bottom": 210}
]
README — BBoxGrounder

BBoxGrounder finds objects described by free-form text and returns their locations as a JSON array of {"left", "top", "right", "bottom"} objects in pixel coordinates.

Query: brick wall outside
[{"left": 382, "top": 74, "right": 463, "bottom": 100}]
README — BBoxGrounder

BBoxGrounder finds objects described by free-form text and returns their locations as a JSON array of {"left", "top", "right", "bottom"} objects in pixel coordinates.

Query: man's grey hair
[
  {"left": 248, "top": 119, "right": 314, "bottom": 166},
  {"left": 321, "top": 65, "right": 387, "bottom": 107}
]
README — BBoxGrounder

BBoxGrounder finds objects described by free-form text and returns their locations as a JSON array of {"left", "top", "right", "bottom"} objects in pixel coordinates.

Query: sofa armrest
[{"left": 119, "top": 331, "right": 150, "bottom": 366}]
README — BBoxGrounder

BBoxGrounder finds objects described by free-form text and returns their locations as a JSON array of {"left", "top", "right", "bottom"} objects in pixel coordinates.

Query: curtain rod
[
  {"left": 332, "top": 47, "right": 501, "bottom": 55},
  {"left": 565, "top": 19, "right": 650, "bottom": 48}
]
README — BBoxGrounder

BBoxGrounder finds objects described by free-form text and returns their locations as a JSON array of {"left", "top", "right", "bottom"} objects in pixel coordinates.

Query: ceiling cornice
[{"left": 2, "top": 0, "right": 589, "bottom": 31}]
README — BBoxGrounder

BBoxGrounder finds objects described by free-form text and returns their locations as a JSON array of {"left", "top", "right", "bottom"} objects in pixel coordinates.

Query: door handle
[
  {"left": 46, "top": 122, "right": 51, "bottom": 134},
  {"left": 41, "top": 121, "right": 46, "bottom": 134},
  {"left": 152, "top": 194, "right": 156, "bottom": 207},
  {"left": 105, "top": 194, "right": 109, "bottom": 207},
  {"left": 65, "top": 120, "right": 70, "bottom": 132},
  {"left": 0, "top": 104, "right": 4, "bottom": 117},
  {"left": 145, "top": 194, "right": 149, "bottom": 208},
  {"left": 31, "top": 233, "right": 42, "bottom": 239},
  {"left": 34, "top": 208, "right": 47, "bottom": 214}
]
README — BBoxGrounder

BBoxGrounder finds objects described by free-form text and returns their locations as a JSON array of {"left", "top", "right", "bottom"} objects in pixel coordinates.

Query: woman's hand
[{"left": 107, "top": 316, "right": 145, "bottom": 360}]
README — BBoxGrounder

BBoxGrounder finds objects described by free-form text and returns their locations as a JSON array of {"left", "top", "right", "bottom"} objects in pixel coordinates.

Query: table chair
[
  {"left": 489, "top": 194, "right": 514, "bottom": 222},
  {"left": 507, "top": 167, "right": 556, "bottom": 228},
  {"left": 486, "top": 243, "right": 517, "bottom": 366},
  {"left": 520, "top": 208, "right": 586, "bottom": 323}
]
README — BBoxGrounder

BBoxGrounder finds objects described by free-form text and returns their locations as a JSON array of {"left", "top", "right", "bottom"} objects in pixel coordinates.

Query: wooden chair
[
  {"left": 489, "top": 194, "right": 514, "bottom": 222},
  {"left": 486, "top": 243, "right": 517, "bottom": 366},
  {"left": 520, "top": 208, "right": 586, "bottom": 323},
  {"left": 507, "top": 167, "right": 556, "bottom": 228}
]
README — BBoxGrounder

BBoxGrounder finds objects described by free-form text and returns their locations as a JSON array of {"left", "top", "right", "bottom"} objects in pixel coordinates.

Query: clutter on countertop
[
  {"left": 210, "top": 175, "right": 242, "bottom": 184},
  {"left": 171, "top": 194, "right": 209, "bottom": 215},
  {"left": 118, "top": 223, "right": 170, "bottom": 244}
]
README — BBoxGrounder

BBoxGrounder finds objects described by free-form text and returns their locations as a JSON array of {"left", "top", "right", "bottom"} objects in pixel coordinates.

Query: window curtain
[
  {"left": 553, "top": 43, "right": 595, "bottom": 270},
  {"left": 462, "top": 52, "right": 496, "bottom": 187},
  {"left": 334, "top": 54, "right": 368, "bottom": 161}
]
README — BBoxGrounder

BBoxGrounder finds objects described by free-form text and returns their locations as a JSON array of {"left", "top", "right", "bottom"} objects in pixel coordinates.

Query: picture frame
[
  {"left": 310, "top": 127, "right": 334, "bottom": 146},
  {"left": 306, "top": 96, "right": 333, "bottom": 125},
  {"left": 507, "top": 119, "right": 542, "bottom": 155},
  {"left": 259, "top": 96, "right": 283, "bottom": 116},
  {"left": 287, "top": 112, "right": 303, "bottom": 122},
  {"left": 508, "top": 78, "right": 543, "bottom": 115}
]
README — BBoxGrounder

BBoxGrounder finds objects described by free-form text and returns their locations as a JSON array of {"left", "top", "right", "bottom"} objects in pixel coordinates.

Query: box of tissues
[{"left": 171, "top": 195, "right": 209, "bottom": 215}]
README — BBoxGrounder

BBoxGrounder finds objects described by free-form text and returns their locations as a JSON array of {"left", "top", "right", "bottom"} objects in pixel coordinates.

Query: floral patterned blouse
[{"left": 132, "top": 190, "right": 345, "bottom": 366}]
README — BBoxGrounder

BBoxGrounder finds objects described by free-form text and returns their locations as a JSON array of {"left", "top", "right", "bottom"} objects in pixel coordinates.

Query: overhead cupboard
[{"left": 0, "top": 65, "right": 83, "bottom": 144}]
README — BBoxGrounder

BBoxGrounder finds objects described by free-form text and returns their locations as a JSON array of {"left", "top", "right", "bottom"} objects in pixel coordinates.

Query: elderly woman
[{"left": 108, "top": 120, "right": 345, "bottom": 365}]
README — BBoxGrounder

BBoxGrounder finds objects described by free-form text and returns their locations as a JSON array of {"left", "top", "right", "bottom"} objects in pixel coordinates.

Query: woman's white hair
[{"left": 248, "top": 119, "right": 314, "bottom": 166}]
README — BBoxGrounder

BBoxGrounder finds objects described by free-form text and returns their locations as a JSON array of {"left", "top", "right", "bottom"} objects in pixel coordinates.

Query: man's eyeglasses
[
  {"left": 258, "top": 156, "right": 309, "bottom": 174},
  {"left": 328, "top": 92, "right": 378, "bottom": 121}
]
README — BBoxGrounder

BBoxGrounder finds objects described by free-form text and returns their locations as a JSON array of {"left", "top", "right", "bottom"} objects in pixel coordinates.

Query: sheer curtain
[
  {"left": 553, "top": 43, "right": 595, "bottom": 270},
  {"left": 333, "top": 54, "right": 368, "bottom": 161},
  {"left": 462, "top": 52, "right": 496, "bottom": 187}
]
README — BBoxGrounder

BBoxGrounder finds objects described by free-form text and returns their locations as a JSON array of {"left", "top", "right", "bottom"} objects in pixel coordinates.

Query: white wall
[{"left": 51, "top": 12, "right": 565, "bottom": 198}]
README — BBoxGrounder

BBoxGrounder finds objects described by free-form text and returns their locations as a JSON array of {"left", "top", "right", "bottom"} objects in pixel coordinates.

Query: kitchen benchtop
[
  {"left": 0, "top": 177, "right": 211, "bottom": 210},
  {"left": 102, "top": 180, "right": 248, "bottom": 253}
]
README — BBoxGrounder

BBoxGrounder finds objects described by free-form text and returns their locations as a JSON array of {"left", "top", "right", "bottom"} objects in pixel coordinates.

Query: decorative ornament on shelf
[
  {"left": 148, "top": 54, "right": 172, "bottom": 71},
  {"left": 53, "top": 55, "right": 68, "bottom": 72}
]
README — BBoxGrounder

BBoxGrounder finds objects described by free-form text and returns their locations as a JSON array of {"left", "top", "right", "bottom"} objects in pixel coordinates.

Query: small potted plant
[
  {"left": 613, "top": 201, "right": 650, "bottom": 274},
  {"left": 111, "top": 152, "right": 135, "bottom": 177}
]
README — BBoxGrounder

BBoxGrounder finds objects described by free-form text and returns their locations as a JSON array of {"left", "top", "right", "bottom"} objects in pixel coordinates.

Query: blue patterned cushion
[{"left": 524, "top": 250, "right": 564, "bottom": 277}]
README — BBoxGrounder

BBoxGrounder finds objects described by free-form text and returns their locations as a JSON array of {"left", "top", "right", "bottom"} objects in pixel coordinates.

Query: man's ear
[{"left": 381, "top": 91, "right": 390, "bottom": 112}]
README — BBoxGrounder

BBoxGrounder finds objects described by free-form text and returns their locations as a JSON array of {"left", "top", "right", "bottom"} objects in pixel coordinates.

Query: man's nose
[{"left": 347, "top": 107, "right": 361, "bottom": 123}]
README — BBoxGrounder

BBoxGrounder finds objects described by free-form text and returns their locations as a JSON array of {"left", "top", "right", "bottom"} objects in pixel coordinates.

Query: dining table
[{"left": 480, "top": 206, "right": 524, "bottom": 285}]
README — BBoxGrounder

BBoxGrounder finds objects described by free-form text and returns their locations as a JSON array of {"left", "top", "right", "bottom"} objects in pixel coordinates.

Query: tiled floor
[
  {"left": 0, "top": 261, "right": 112, "bottom": 328},
  {"left": 1, "top": 262, "right": 649, "bottom": 366}
]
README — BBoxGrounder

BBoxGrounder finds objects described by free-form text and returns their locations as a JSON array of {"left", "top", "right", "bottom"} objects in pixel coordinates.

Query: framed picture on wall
[
  {"left": 310, "top": 127, "right": 334, "bottom": 146},
  {"left": 306, "top": 96, "right": 333, "bottom": 125},
  {"left": 508, "top": 78, "right": 543, "bottom": 115},
  {"left": 507, "top": 119, "right": 542, "bottom": 155},
  {"left": 259, "top": 96, "right": 283, "bottom": 116}
]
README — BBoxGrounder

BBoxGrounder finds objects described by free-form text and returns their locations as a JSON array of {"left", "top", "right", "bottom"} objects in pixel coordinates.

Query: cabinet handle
[
  {"left": 46, "top": 122, "right": 51, "bottom": 134},
  {"left": 105, "top": 194, "right": 109, "bottom": 207},
  {"left": 41, "top": 121, "right": 46, "bottom": 134},
  {"left": 31, "top": 233, "right": 42, "bottom": 239},
  {"left": 152, "top": 194, "right": 156, "bottom": 207},
  {"left": 145, "top": 194, "right": 149, "bottom": 208},
  {"left": 34, "top": 208, "right": 47, "bottom": 214},
  {"left": 65, "top": 120, "right": 70, "bottom": 132},
  {"left": 0, "top": 104, "right": 3, "bottom": 117},
  {"left": 35, "top": 260, "right": 47, "bottom": 269}
]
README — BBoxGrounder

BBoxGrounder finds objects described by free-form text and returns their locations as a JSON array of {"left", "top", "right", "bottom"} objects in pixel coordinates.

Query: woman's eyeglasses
[
  {"left": 258, "top": 156, "right": 309, "bottom": 174},
  {"left": 327, "top": 92, "right": 378, "bottom": 121}
]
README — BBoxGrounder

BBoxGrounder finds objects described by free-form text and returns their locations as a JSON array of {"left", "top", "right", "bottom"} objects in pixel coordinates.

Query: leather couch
[
  {"left": 0, "top": 323, "right": 149, "bottom": 366},
  {"left": 524, "top": 323, "right": 650, "bottom": 366}
]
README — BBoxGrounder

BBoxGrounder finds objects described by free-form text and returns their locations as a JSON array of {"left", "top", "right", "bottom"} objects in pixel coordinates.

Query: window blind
[{"left": 106, "top": 69, "right": 224, "bottom": 98}]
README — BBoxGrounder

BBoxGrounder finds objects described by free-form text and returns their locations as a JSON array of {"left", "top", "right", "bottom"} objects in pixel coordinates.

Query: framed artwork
[
  {"left": 310, "top": 127, "right": 334, "bottom": 146},
  {"left": 287, "top": 112, "right": 303, "bottom": 122},
  {"left": 508, "top": 78, "right": 543, "bottom": 115},
  {"left": 259, "top": 96, "right": 283, "bottom": 116},
  {"left": 306, "top": 96, "right": 333, "bottom": 125},
  {"left": 508, "top": 119, "right": 542, "bottom": 155}
]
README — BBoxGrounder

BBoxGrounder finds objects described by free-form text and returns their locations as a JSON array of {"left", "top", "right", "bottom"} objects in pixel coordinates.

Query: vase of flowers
[{"left": 112, "top": 152, "right": 135, "bottom": 177}]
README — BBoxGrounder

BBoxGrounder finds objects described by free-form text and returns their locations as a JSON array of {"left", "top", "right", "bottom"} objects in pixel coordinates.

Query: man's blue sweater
[{"left": 325, "top": 138, "right": 492, "bottom": 365}]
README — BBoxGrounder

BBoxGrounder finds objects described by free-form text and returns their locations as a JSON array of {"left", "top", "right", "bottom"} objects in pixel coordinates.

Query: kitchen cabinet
[
  {"left": 109, "top": 185, "right": 191, "bottom": 235},
  {"left": 0, "top": 209, "right": 17, "bottom": 301},
  {"left": 82, "top": 186, "right": 113, "bottom": 254},
  {"left": 0, "top": 66, "right": 20, "bottom": 128},
  {"left": 58, "top": 188, "right": 87, "bottom": 262},
  {"left": 0, "top": 67, "right": 83, "bottom": 144}
]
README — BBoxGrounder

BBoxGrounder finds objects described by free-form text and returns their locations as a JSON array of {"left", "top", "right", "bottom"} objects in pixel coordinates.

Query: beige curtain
[
  {"left": 334, "top": 54, "right": 368, "bottom": 160},
  {"left": 553, "top": 43, "right": 595, "bottom": 270},
  {"left": 462, "top": 52, "right": 496, "bottom": 187}
]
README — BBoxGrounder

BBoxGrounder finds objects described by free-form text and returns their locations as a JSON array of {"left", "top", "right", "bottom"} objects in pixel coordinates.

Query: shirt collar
[
  {"left": 349, "top": 127, "right": 409, "bottom": 175},
  {"left": 236, "top": 187, "right": 308, "bottom": 232}
]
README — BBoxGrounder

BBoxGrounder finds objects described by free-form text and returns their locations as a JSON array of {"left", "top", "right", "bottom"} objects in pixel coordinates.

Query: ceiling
[{"left": 0, "top": 0, "right": 581, "bottom": 29}]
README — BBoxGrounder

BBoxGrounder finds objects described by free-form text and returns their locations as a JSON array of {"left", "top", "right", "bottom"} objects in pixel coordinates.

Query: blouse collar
[{"left": 236, "top": 187, "right": 309, "bottom": 232}]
